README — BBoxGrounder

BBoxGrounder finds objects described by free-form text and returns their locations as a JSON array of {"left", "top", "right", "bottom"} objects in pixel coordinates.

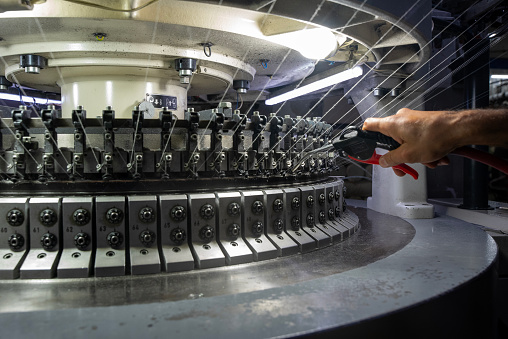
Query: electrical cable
[{"left": 451, "top": 146, "right": 508, "bottom": 175}]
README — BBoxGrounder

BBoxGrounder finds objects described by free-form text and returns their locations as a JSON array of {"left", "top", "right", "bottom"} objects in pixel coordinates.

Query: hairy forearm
[{"left": 453, "top": 109, "right": 508, "bottom": 148}]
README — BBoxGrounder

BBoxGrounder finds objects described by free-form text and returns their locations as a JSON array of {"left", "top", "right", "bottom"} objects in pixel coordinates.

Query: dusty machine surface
[{"left": 0, "top": 0, "right": 504, "bottom": 337}]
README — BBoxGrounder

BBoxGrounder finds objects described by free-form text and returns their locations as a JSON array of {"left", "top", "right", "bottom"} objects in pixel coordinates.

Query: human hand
[{"left": 362, "top": 108, "right": 461, "bottom": 176}]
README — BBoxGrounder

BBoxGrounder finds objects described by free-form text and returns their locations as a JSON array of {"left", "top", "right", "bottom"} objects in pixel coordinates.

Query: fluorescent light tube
[
  {"left": 266, "top": 66, "right": 363, "bottom": 105},
  {"left": 0, "top": 92, "right": 61, "bottom": 105},
  {"left": 491, "top": 74, "right": 508, "bottom": 80}
]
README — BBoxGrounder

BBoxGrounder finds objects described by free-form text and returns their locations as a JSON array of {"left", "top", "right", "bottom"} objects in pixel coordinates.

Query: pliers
[{"left": 332, "top": 125, "right": 419, "bottom": 179}]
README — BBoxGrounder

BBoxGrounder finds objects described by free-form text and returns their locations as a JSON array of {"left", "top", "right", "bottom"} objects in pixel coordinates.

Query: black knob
[
  {"left": 199, "top": 226, "right": 214, "bottom": 242},
  {"left": 291, "top": 197, "right": 300, "bottom": 210},
  {"left": 139, "top": 207, "right": 155, "bottom": 223},
  {"left": 39, "top": 209, "right": 57, "bottom": 226},
  {"left": 107, "top": 231, "right": 123, "bottom": 249},
  {"left": 273, "top": 219, "right": 284, "bottom": 234},
  {"left": 306, "top": 213, "right": 314, "bottom": 227},
  {"left": 291, "top": 216, "right": 300, "bottom": 231},
  {"left": 319, "top": 211, "right": 326, "bottom": 224},
  {"left": 227, "top": 202, "right": 241, "bottom": 216},
  {"left": 251, "top": 201, "right": 264, "bottom": 215},
  {"left": 73, "top": 208, "right": 90, "bottom": 225},
  {"left": 139, "top": 230, "right": 156, "bottom": 247},
  {"left": 40, "top": 233, "right": 57, "bottom": 250},
  {"left": 171, "top": 205, "right": 186, "bottom": 221},
  {"left": 328, "top": 208, "right": 335, "bottom": 221},
  {"left": 106, "top": 207, "right": 123, "bottom": 224},
  {"left": 335, "top": 206, "right": 341, "bottom": 217},
  {"left": 319, "top": 193, "right": 326, "bottom": 205},
  {"left": 170, "top": 228, "right": 186, "bottom": 245},
  {"left": 200, "top": 204, "right": 215, "bottom": 219},
  {"left": 228, "top": 224, "right": 241, "bottom": 238},
  {"left": 306, "top": 195, "right": 314, "bottom": 208},
  {"left": 6, "top": 209, "right": 24, "bottom": 226},
  {"left": 273, "top": 199, "right": 283, "bottom": 212},
  {"left": 74, "top": 232, "right": 90, "bottom": 250},
  {"left": 252, "top": 222, "right": 263, "bottom": 237},
  {"left": 8, "top": 233, "right": 24, "bottom": 250}
]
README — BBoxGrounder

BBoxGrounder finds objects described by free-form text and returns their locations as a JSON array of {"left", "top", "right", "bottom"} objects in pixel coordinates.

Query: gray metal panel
[
  {"left": 283, "top": 188, "right": 316, "bottom": 253},
  {"left": 58, "top": 197, "right": 93, "bottom": 278},
  {"left": 188, "top": 193, "right": 225, "bottom": 269},
  {"left": 127, "top": 196, "right": 161, "bottom": 275},
  {"left": 20, "top": 197, "right": 61, "bottom": 279},
  {"left": 0, "top": 197, "right": 28, "bottom": 279},
  {"left": 241, "top": 190, "right": 278, "bottom": 261},
  {"left": 94, "top": 196, "right": 126, "bottom": 277},
  {"left": 159, "top": 194, "right": 194, "bottom": 272},
  {"left": 216, "top": 192, "right": 253, "bottom": 265},
  {"left": 263, "top": 189, "right": 299, "bottom": 257},
  {"left": 299, "top": 186, "right": 332, "bottom": 247}
]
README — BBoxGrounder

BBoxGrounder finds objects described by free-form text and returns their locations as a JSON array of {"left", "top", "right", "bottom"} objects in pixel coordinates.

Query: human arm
[{"left": 362, "top": 108, "right": 508, "bottom": 176}]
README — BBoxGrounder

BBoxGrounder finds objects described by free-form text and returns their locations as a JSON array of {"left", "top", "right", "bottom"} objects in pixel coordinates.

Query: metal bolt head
[
  {"left": 252, "top": 201, "right": 264, "bottom": 215},
  {"left": 104, "top": 154, "right": 112, "bottom": 162},
  {"left": 106, "top": 207, "right": 123, "bottom": 224},
  {"left": 170, "top": 228, "right": 186, "bottom": 245},
  {"left": 6, "top": 209, "right": 24, "bottom": 226},
  {"left": 39, "top": 209, "right": 57, "bottom": 226},
  {"left": 200, "top": 204, "right": 215, "bottom": 219},
  {"left": 335, "top": 190, "right": 340, "bottom": 201},
  {"left": 252, "top": 221, "right": 263, "bottom": 237},
  {"left": 328, "top": 208, "right": 335, "bottom": 221},
  {"left": 335, "top": 206, "right": 341, "bottom": 217},
  {"left": 74, "top": 232, "right": 90, "bottom": 250},
  {"left": 139, "top": 207, "right": 155, "bottom": 223},
  {"left": 306, "top": 213, "right": 314, "bottom": 227},
  {"left": 107, "top": 231, "right": 123, "bottom": 249},
  {"left": 227, "top": 202, "right": 240, "bottom": 216},
  {"left": 40, "top": 233, "right": 57, "bottom": 250},
  {"left": 291, "top": 217, "right": 300, "bottom": 231},
  {"left": 273, "top": 219, "right": 284, "bottom": 234},
  {"left": 273, "top": 199, "right": 283, "bottom": 212},
  {"left": 139, "top": 230, "right": 156, "bottom": 247},
  {"left": 228, "top": 223, "right": 241, "bottom": 238},
  {"left": 328, "top": 191, "right": 334, "bottom": 203},
  {"left": 199, "top": 226, "right": 215, "bottom": 242},
  {"left": 8, "top": 233, "right": 24, "bottom": 250},
  {"left": 319, "top": 193, "right": 326, "bottom": 205},
  {"left": 73, "top": 208, "right": 90, "bottom": 225},
  {"left": 306, "top": 195, "right": 314, "bottom": 208},
  {"left": 319, "top": 211, "right": 326, "bottom": 224},
  {"left": 171, "top": 205, "right": 186, "bottom": 221},
  {"left": 291, "top": 197, "right": 300, "bottom": 210},
  {"left": 136, "top": 154, "right": 143, "bottom": 162}
]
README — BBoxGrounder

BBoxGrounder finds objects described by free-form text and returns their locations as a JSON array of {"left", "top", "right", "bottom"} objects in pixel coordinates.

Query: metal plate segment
[
  {"left": 127, "top": 196, "right": 161, "bottom": 275},
  {"left": 299, "top": 186, "right": 332, "bottom": 248},
  {"left": 216, "top": 192, "right": 253, "bottom": 265},
  {"left": 58, "top": 197, "right": 93, "bottom": 278},
  {"left": 188, "top": 193, "right": 225, "bottom": 269},
  {"left": 20, "top": 197, "right": 61, "bottom": 279},
  {"left": 0, "top": 197, "right": 28, "bottom": 279},
  {"left": 283, "top": 188, "right": 316, "bottom": 253},
  {"left": 263, "top": 189, "right": 299, "bottom": 257},
  {"left": 241, "top": 190, "right": 278, "bottom": 261},
  {"left": 94, "top": 196, "right": 126, "bottom": 277},
  {"left": 159, "top": 194, "right": 194, "bottom": 272}
]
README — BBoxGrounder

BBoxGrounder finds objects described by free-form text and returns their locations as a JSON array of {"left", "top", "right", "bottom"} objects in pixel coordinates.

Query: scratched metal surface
[{"left": 0, "top": 205, "right": 497, "bottom": 338}]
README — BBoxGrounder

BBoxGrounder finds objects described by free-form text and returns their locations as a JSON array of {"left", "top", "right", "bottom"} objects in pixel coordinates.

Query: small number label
[{"left": 66, "top": 227, "right": 73, "bottom": 232}]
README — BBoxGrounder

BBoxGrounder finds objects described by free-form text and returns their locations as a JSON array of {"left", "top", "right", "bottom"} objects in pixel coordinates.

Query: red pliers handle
[{"left": 348, "top": 152, "right": 419, "bottom": 180}]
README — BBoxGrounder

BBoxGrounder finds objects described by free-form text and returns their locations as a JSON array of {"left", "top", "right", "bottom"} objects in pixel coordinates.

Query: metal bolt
[
  {"left": 273, "top": 199, "right": 283, "bottom": 212},
  {"left": 306, "top": 213, "right": 314, "bottom": 227},
  {"left": 319, "top": 211, "right": 326, "bottom": 224},
  {"left": 40, "top": 233, "right": 57, "bottom": 250},
  {"left": 227, "top": 202, "right": 240, "bottom": 216},
  {"left": 200, "top": 204, "right": 215, "bottom": 219},
  {"left": 328, "top": 191, "right": 334, "bottom": 203},
  {"left": 291, "top": 197, "right": 300, "bottom": 210},
  {"left": 106, "top": 207, "right": 123, "bottom": 224},
  {"left": 199, "top": 226, "right": 214, "bottom": 242},
  {"left": 39, "top": 209, "right": 57, "bottom": 226},
  {"left": 74, "top": 232, "right": 90, "bottom": 250},
  {"left": 139, "top": 207, "right": 155, "bottom": 223},
  {"left": 6, "top": 209, "right": 24, "bottom": 226},
  {"left": 252, "top": 221, "right": 263, "bottom": 236},
  {"left": 170, "top": 228, "right": 186, "bottom": 245},
  {"left": 107, "top": 231, "right": 123, "bottom": 249},
  {"left": 136, "top": 154, "right": 143, "bottom": 162},
  {"left": 73, "top": 208, "right": 90, "bottom": 225},
  {"left": 273, "top": 219, "right": 284, "bottom": 234},
  {"left": 228, "top": 224, "right": 241, "bottom": 238},
  {"left": 251, "top": 200, "right": 264, "bottom": 215},
  {"left": 291, "top": 217, "right": 300, "bottom": 231},
  {"left": 306, "top": 195, "right": 314, "bottom": 208},
  {"left": 319, "top": 193, "right": 326, "bottom": 205},
  {"left": 139, "top": 230, "right": 156, "bottom": 247},
  {"left": 328, "top": 208, "right": 335, "bottom": 221},
  {"left": 171, "top": 205, "right": 186, "bottom": 221},
  {"left": 8, "top": 234, "right": 24, "bottom": 250}
]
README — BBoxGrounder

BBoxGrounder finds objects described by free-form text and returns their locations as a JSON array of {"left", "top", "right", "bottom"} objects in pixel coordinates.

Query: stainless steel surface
[
  {"left": 0, "top": 197, "right": 28, "bottom": 279},
  {"left": 0, "top": 206, "right": 497, "bottom": 338},
  {"left": 283, "top": 188, "right": 316, "bottom": 252}
]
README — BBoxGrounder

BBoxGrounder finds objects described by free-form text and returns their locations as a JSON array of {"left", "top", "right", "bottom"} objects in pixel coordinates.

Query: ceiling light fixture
[{"left": 265, "top": 65, "right": 363, "bottom": 105}]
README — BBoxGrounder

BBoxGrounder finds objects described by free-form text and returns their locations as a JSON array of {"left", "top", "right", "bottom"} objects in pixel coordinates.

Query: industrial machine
[{"left": 0, "top": 0, "right": 505, "bottom": 337}]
